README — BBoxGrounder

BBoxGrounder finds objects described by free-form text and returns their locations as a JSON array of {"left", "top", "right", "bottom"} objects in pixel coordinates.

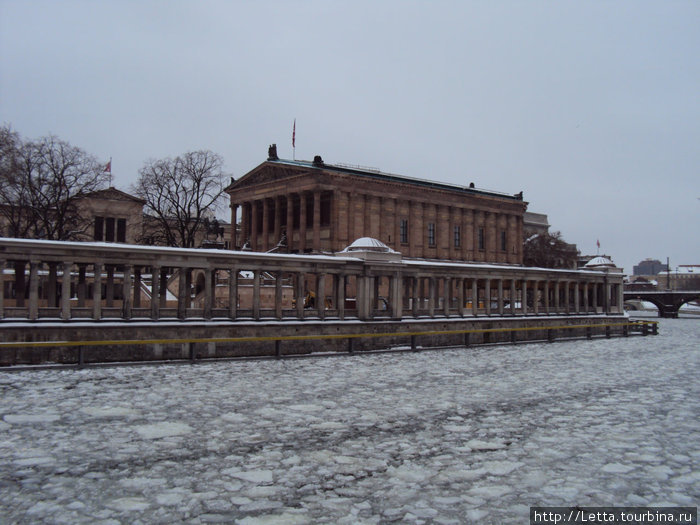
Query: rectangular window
[
  {"left": 117, "top": 218, "right": 126, "bottom": 243},
  {"left": 400, "top": 219, "right": 408, "bottom": 244},
  {"left": 105, "top": 217, "right": 115, "bottom": 242},
  {"left": 478, "top": 227, "right": 485, "bottom": 250},
  {"left": 454, "top": 225, "right": 461, "bottom": 248},
  {"left": 428, "top": 223, "right": 435, "bottom": 247},
  {"left": 500, "top": 230, "right": 507, "bottom": 251},
  {"left": 94, "top": 216, "right": 104, "bottom": 241}
]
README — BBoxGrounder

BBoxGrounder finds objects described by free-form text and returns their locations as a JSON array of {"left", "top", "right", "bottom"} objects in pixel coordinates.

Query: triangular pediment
[
  {"left": 226, "top": 161, "right": 312, "bottom": 192},
  {"left": 84, "top": 187, "right": 146, "bottom": 204}
]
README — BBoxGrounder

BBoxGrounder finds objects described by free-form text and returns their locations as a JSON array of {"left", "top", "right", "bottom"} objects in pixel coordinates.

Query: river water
[{"left": 1, "top": 315, "right": 698, "bottom": 524}]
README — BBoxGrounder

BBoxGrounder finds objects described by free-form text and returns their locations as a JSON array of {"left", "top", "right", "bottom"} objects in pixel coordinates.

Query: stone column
[
  {"left": 472, "top": 279, "right": 478, "bottom": 316},
  {"left": 151, "top": 265, "right": 160, "bottom": 320},
  {"left": 299, "top": 193, "right": 307, "bottom": 253},
  {"left": 582, "top": 282, "right": 589, "bottom": 313},
  {"left": 313, "top": 190, "right": 321, "bottom": 252},
  {"left": 522, "top": 279, "right": 528, "bottom": 315},
  {"left": 28, "top": 262, "right": 39, "bottom": 320},
  {"left": 78, "top": 264, "right": 87, "bottom": 307},
  {"left": 273, "top": 196, "right": 282, "bottom": 247},
  {"left": 262, "top": 198, "right": 270, "bottom": 251},
  {"left": 178, "top": 268, "right": 190, "bottom": 320},
  {"left": 533, "top": 281, "right": 539, "bottom": 315},
  {"left": 133, "top": 266, "right": 141, "bottom": 308},
  {"left": 390, "top": 273, "right": 403, "bottom": 320},
  {"left": 484, "top": 278, "right": 491, "bottom": 316},
  {"left": 286, "top": 194, "right": 294, "bottom": 252},
  {"left": 159, "top": 268, "right": 168, "bottom": 308},
  {"left": 317, "top": 273, "right": 326, "bottom": 319},
  {"left": 47, "top": 262, "right": 58, "bottom": 308},
  {"left": 0, "top": 259, "right": 4, "bottom": 318},
  {"left": 574, "top": 282, "right": 580, "bottom": 314},
  {"left": 554, "top": 281, "right": 560, "bottom": 313},
  {"left": 296, "top": 272, "right": 305, "bottom": 319},
  {"left": 203, "top": 268, "right": 213, "bottom": 320},
  {"left": 356, "top": 275, "right": 372, "bottom": 320},
  {"left": 443, "top": 277, "right": 451, "bottom": 317},
  {"left": 544, "top": 281, "right": 550, "bottom": 314},
  {"left": 617, "top": 282, "right": 624, "bottom": 314},
  {"left": 241, "top": 202, "right": 250, "bottom": 246},
  {"left": 122, "top": 264, "right": 132, "bottom": 320},
  {"left": 510, "top": 279, "right": 516, "bottom": 315},
  {"left": 337, "top": 274, "right": 346, "bottom": 320},
  {"left": 275, "top": 271, "right": 283, "bottom": 320},
  {"left": 564, "top": 281, "right": 570, "bottom": 314},
  {"left": 252, "top": 270, "right": 261, "bottom": 320},
  {"left": 228, "top": 267, "right": 238, "bottom": 319},
  {"left": 105, "top": 265, "right": 114, "bottom": 307},
  {"left": 251, "top": 200, "right": 259, "bottom": 251},
  {"left": 230, "top": 203, "right": 239, "bottom": 249},
  {"left": 428, "top": 277, "right": 436, "bottom": 318},
  {"left": 411, "top": 277, "right": 419, "bottom": 317},
  {"left": 592, "top": 282, "right": 598, "bottom": 313},
  {"left": 497, "top": 279, "right": 504, "bottom": 316},
  {"left": 93, "top": 262, "right": 103, "bottom": 320},
  {"left": 61, "top": 262, "right": 72, "bottom": 320},
  {"left": 457, "top": 278, "right": 465, "bottom": 317}
]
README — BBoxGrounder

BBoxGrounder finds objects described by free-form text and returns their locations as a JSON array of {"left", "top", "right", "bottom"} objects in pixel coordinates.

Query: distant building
[
  {"left": 656, "top": 265, "right": 700, "bottom": 291},
  {"left": 226, "top": 145, "right": 528, "bottom": 264},
  {"left": 633, "top": 258, "right": 668, "bottom": 276},
  {"left": 523, "top": 212, "right": 550, "bottom": 238}
]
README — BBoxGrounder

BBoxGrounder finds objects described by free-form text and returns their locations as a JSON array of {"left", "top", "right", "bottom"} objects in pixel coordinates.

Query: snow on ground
[{"left": 1, "top": 318, "right": 698, "bottom": 524}]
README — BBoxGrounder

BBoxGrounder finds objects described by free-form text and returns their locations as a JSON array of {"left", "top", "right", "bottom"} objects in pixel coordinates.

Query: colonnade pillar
[
  {"left": 151, "top": 265, "right": 161, "bottom": 320},
  {"left": 93, "top": 263, "right": 102, "bottom": 320},
  {"left": 61, "top": 262, "right": 72, "bottom": 320}
]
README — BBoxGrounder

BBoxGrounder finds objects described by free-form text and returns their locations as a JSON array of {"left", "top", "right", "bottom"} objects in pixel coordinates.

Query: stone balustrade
[{"left": 0, "top": 237, "right": 624, "bottom": 323}]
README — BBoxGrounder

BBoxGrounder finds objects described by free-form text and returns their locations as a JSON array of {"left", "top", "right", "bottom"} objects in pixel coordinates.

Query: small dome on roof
[
  {"left": 342, "top": 237, "right": 395, "bottom": 253},
  {"left": 584, "top": 256, "right": 616, "bottom": 268}
]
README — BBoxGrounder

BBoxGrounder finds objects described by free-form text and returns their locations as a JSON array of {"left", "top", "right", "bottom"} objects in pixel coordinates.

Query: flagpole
[{"left": 292, "top": 118, "right": 296, "bottom": 161}]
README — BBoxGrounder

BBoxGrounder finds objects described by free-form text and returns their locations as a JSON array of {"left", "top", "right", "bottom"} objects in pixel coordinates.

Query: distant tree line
[{"left": 0, "top": 124, "right": 227, "bottom": 247}]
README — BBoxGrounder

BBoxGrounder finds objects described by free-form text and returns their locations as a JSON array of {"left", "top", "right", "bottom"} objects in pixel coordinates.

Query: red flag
[
  {"left": 292, "top": 119, "right": 296, "bottom": 148},
  {"left": 596, "top": 239, "right": 600, "bottom": 249},
  {"left": 104, "top": 159, "right": 111, "bottom": 173}
]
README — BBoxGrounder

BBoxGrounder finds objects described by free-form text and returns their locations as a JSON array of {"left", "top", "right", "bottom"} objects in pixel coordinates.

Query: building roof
[
  {"left": 584, "top": 256, "right": 616, "bottom": 268},
  {"left": 84, "top": 187, "right": 146, "bottom": 204},
  {"left": 228, "top": 154, "right": 525, "bottom": 203}
]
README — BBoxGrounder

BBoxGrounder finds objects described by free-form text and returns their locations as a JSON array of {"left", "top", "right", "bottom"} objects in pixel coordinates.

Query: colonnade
[
  {"left": 230, "top": 191, "right": 524, "bottom": 264},
  {"left": 0, "top": 238, "right": 624, "bottom": 323},
  {"left": 231, "top": 190, "right": 329, "bottom": 253}
]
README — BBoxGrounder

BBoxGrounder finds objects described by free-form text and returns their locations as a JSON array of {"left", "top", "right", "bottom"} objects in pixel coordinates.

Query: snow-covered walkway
[{"left": 1, "top": 318, "right": 698, "bottom": 524}]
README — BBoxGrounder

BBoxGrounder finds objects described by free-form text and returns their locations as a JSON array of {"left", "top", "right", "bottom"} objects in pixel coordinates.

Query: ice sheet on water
[
  {"left": 0, "top": 317, "right": 698, "bottom": 523},
  {"left": 133, "top": 422, "right": 192, "bottom": 439}
]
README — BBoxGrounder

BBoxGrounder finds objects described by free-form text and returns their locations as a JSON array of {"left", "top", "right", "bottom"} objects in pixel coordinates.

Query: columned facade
[{"left": 226, "top": 152, "right": 527, "bottom": 262}]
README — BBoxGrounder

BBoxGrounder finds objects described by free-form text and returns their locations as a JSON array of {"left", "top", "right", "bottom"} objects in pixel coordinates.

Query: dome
[
  {"left": 341, "top": 237, "right": 395, "bottom": 253},
  {"left": 584, "top": 256, "right": 616, "bottom": 268}
]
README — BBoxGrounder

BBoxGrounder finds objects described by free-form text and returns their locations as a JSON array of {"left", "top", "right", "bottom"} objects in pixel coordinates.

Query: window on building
[
  {"left": 478, "top": 228, "right": 485, "bottom": 250},
  {"left": 94, "top": 217, "right": 104, "bottom": 241},
  {"left": 400, "top": 219, "right": 408, "bottom": 244},
  {"left": 105, "top": 217, "right": 115, "bottom": 242},
  {"left": 117, "top": 218, "right": 126, "bottom": 243},
  {"left": 428, "top": 223, "right": 435, "bottom": 247},
  {"left": 94, "top": 216, "right": 127, "bottom": 243},
  {"left": 500, "top": 230, "right": 507, "bottom": 251},
  {"left": 454, "top": 225, "right": 461, "bottom": 248}
]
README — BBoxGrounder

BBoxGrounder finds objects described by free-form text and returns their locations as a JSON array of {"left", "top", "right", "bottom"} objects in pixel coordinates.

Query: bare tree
[
  {"left": 133, "top": 150, "right": 227, "bottom": 247},
  {"left": 0, "top": 126, "right": 108, "bottom": 239},
  {"left": 523, "top": 230, "right": 579, "bottom": 269}
]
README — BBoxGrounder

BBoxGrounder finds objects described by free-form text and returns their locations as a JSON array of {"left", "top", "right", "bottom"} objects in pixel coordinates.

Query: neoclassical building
[{"left": 226, "top": 146, "right": 528, "bottom": 264}]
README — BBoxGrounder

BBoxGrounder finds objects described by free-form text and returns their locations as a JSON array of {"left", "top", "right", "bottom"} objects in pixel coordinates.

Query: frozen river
[{"left": 1, "top": 316, "right": 699, "bottom": 524}]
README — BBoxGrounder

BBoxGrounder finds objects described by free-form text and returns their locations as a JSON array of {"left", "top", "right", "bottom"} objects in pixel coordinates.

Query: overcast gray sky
[{"left": 1, "top": 1, "right": 698, "bottom": 273}]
